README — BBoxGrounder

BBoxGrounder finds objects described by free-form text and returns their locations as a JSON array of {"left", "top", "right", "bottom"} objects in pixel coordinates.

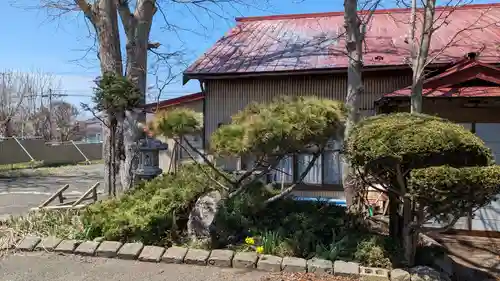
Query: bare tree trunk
[
  {"left": 410, "top": 0, "right": 436, "bottom": 113},
  {"left": 402, "top": 196, "right": 414, "bottom": 266},
  {"left": 342, "top": 0, "right": 364, "bottom": 209},
  {"left": 110, "top": 118, "right": 117, "bottom": 196},
  {"left": 117, "top": 0, "right": 156, "bottom": 190},
  {"left": 3, "top": 118, "right": 12, "bottom": 138},
  {"left": 81, "top": 0, "right": 124, "bottom": 192},
  {"left": 410, "top": 78, "right": 423, "bottom": 113}
]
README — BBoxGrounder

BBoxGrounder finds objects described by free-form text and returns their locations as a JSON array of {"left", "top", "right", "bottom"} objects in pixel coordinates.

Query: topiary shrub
[
  {"left": 345, "top": 112, "right": 500, "bottom": 266},
  {"left": 80, "top": 164, "right": 225, "bottom": 245},
  {"left": 346, "top": 113, "right": 493, "bottom": 171},
  {"left": 409, "top": 165, "right": 500, "bottom": 222}
]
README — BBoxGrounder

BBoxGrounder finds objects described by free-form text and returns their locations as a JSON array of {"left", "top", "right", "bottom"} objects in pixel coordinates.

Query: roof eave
[{"left": 183, "top": 64, "right": 419, "bottom": 82}]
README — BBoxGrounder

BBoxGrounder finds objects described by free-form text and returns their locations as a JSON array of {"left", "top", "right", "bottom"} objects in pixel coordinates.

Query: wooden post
[
  {"left": 71, "top": 140, "right": 91, "bottom": 164},
  {"left": 39, "top": 184, "right": 70, "bottom": 208},
  {"left": 72, "top": 182, "right": 100, "bottom": 207}
]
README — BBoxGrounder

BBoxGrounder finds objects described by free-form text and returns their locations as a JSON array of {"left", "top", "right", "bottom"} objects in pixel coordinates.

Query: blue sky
[{"left": 0, "top": 0, "right": 497, "bottom": 118}]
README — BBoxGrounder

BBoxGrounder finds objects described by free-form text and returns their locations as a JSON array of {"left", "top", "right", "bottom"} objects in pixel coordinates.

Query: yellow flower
[
  {"left": 256, "top": 246, "right": 264, "bottom": 254},
  {"left": 245, "top": 237, "right": 255, "bottom": 245}
]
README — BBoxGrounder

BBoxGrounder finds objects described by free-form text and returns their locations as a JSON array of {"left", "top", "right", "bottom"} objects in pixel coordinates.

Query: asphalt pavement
[
  {"left": 0, "top": 252, "right": 266, "bottom": 281},
  {"left": 0, "top": 164, "right": 106, "bottom": 217}
]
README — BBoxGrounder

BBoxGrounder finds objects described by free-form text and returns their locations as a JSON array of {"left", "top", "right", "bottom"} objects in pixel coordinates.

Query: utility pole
[{"left": 48, "top": 88, "right": 53, "bottom": 141}]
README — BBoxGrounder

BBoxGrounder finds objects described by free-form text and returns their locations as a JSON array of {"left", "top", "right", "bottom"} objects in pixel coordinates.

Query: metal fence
[{"left": 0, "top": 137, "right": 102, "bottom": 165}]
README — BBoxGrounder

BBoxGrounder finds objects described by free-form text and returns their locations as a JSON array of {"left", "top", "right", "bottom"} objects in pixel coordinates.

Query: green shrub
[
  {"left": 354, "top": 236, "right": 400, "bottom": 269},
  {"left": 81, "top": 163, "right": 224, "bottom": 245},
  {"left": 213, "top": 184, "right": 397, "bottom": 267},
  {"left": 346, "top": 113, "right": 493, "bottom": 170},
  {"left": 345, "top": 112, "right": 500, "bottom": 266},
  {"left": 211, "top": 97, "right": 347, "bottom": 156},
  {"left": 409, "top": 165, "right": 500, "bottom": 222}
]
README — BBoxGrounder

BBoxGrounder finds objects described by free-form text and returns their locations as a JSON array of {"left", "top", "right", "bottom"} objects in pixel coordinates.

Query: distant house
[
  {"left": 179, "top": 3, "right": 500, "bottom": 201},
  {"left": 78, "top": 117, "right": 104, "bottom": 143},
  {"left": 143, "top": 92, "right": 204, "bottom": 172}
]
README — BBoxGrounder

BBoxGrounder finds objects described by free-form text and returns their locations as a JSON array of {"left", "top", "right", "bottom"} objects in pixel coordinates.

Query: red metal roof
[
  {"left": 184, "top": 3, "right": 500, "bottom": 80},
  {"left": 143, "top": 92, "right": 204, "bottom": 112},
  {"left": 384, "top": 58, "right": 500, "bottom": 98},
  {"left": 385, "top": 86, "right": 500, "bottom": 98},
  {"left": 422, "top": 58, "right": 500, "bottom": 87}
]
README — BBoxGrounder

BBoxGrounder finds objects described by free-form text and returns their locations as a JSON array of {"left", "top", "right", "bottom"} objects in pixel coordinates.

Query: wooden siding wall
[{"left": 203, "top": 72, "right": 412, "bottom": 145}]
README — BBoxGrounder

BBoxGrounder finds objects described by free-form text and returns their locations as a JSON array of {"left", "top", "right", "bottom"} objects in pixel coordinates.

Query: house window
[
  {"left": 475, "top": 123, "right": 500, "bottom": 164},
  {"left": 297, "top": 154, "right": 322, "bottom": 184},
  {"left": 273, "top": 155, "right": 294, "bottom": 184},
  {"left": 270, "top": 138, "right": 343, "bottom": 185},
  {"left": 323, "top": 139, "right": 343, "bottom": 184}
]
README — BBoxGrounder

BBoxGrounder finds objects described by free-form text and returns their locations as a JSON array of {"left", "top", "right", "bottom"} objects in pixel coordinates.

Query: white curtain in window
[
  {"left": 297, "top": 154, "right": 322, "bottom": 184},
  {"left": 273, "top": 156, "right": 293, "bottom": 183},
  {"left": 476, "top": 123, "right": 500, "bottom": 164},
  {"left": 323, "top": 139, "right": 342, "bottom": 184}
]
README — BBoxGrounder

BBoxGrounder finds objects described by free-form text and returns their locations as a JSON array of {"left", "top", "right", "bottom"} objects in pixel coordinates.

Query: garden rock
[
  {"left": 334, "top": 260, "right": 359, "bottom": 276},
  {"left": 257, "top": 255, "right": 283, "bottom": 272},
  {"left": 138, "top": 245, "right": 165, "bottom": 262},
  {"left": 232, "top": 251, "right": 258, "bottom": 269},
  {"left": 208, "top": 249, "right": 234, "bottom": 267},
  {"left": 162, "top": 246, "right": 188, "bottom": 264},
  {"left": 16, "top": 236, "right": 41, "bottom": 251},
  {"left": 74, "top": 241, "right": 101, "bottom": 256},
  {"left": 35, "top": 237, "right": 62, "bottom": 251},
  {"left": 184, "top": 248, "right": 211, "bottom": 265},
  {"left": 390, "top": 269, "right": 410, "bottom": 281},
  {"left": 307, "top": 258, "right": 333, "bottom": 274},
  {"left": 54, "top": 239, "right": 81, "bottom": 254},
  {"left": 96, "top": 241, "right": 123, "bottom": 258},
  {"left": 281, "top": 257, "right": 306, "bottom": 272},
  {"left": 409, "top": 266, "right": 448, "bottom": 281},
  {"left": 187, "top": 190, "right": 221, "bottom": 240},
  {"left": 117, "top": 242, "right": 144, "bottom": 260}
]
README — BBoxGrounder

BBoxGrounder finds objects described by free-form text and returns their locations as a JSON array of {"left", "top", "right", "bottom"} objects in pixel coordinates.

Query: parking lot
[{"left": 0, "top": 164, "right": 105, "bottom": 217}]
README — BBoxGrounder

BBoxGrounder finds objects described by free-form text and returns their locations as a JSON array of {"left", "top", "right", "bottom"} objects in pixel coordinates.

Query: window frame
[{"left": 271, "top": 139, "right": 343, "bottom": 186}]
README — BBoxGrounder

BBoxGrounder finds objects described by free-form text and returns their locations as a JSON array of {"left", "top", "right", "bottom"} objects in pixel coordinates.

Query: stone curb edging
[{"left": 9, "top": 235, "right": 411, "bottom": 281}]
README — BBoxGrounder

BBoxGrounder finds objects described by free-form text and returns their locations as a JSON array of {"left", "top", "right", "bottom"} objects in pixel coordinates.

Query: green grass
[
  {"left": 0, "top": 161, "right": 45, "bottom": 171},
  {"left": 0, "top": 160, "right": 104, "bottom": 178}
]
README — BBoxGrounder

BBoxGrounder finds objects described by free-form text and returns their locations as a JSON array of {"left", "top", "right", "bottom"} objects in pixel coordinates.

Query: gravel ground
[{"left": 0, "top": 252, "right": 267, "bottom": 281}]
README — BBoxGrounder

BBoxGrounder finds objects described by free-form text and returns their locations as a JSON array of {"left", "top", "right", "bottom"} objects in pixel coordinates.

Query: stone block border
[{"left": 13, "top": 235, "right": 410, "bottom": 281}]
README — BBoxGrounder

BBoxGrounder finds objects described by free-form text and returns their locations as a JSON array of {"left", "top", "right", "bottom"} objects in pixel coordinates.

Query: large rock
[
  {"left": 390, "top": 269, "right": 410, "bottom": 281},
  {"left": 409, "top": 266, "right": 450, "bottom": 281},
  {"left": 187, "top": 190, "right": 222, "bottom": 241}
]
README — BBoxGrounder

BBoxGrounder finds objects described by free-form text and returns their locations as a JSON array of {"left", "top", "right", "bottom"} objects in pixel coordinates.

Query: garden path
[{"left": 0, "top": 252, "right": 267, "bottom": 281}]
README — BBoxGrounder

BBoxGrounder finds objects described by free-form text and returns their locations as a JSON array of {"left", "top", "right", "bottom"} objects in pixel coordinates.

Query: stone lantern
[{"left": 134, "top": 136, "right": 168, "bottom": 181}]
